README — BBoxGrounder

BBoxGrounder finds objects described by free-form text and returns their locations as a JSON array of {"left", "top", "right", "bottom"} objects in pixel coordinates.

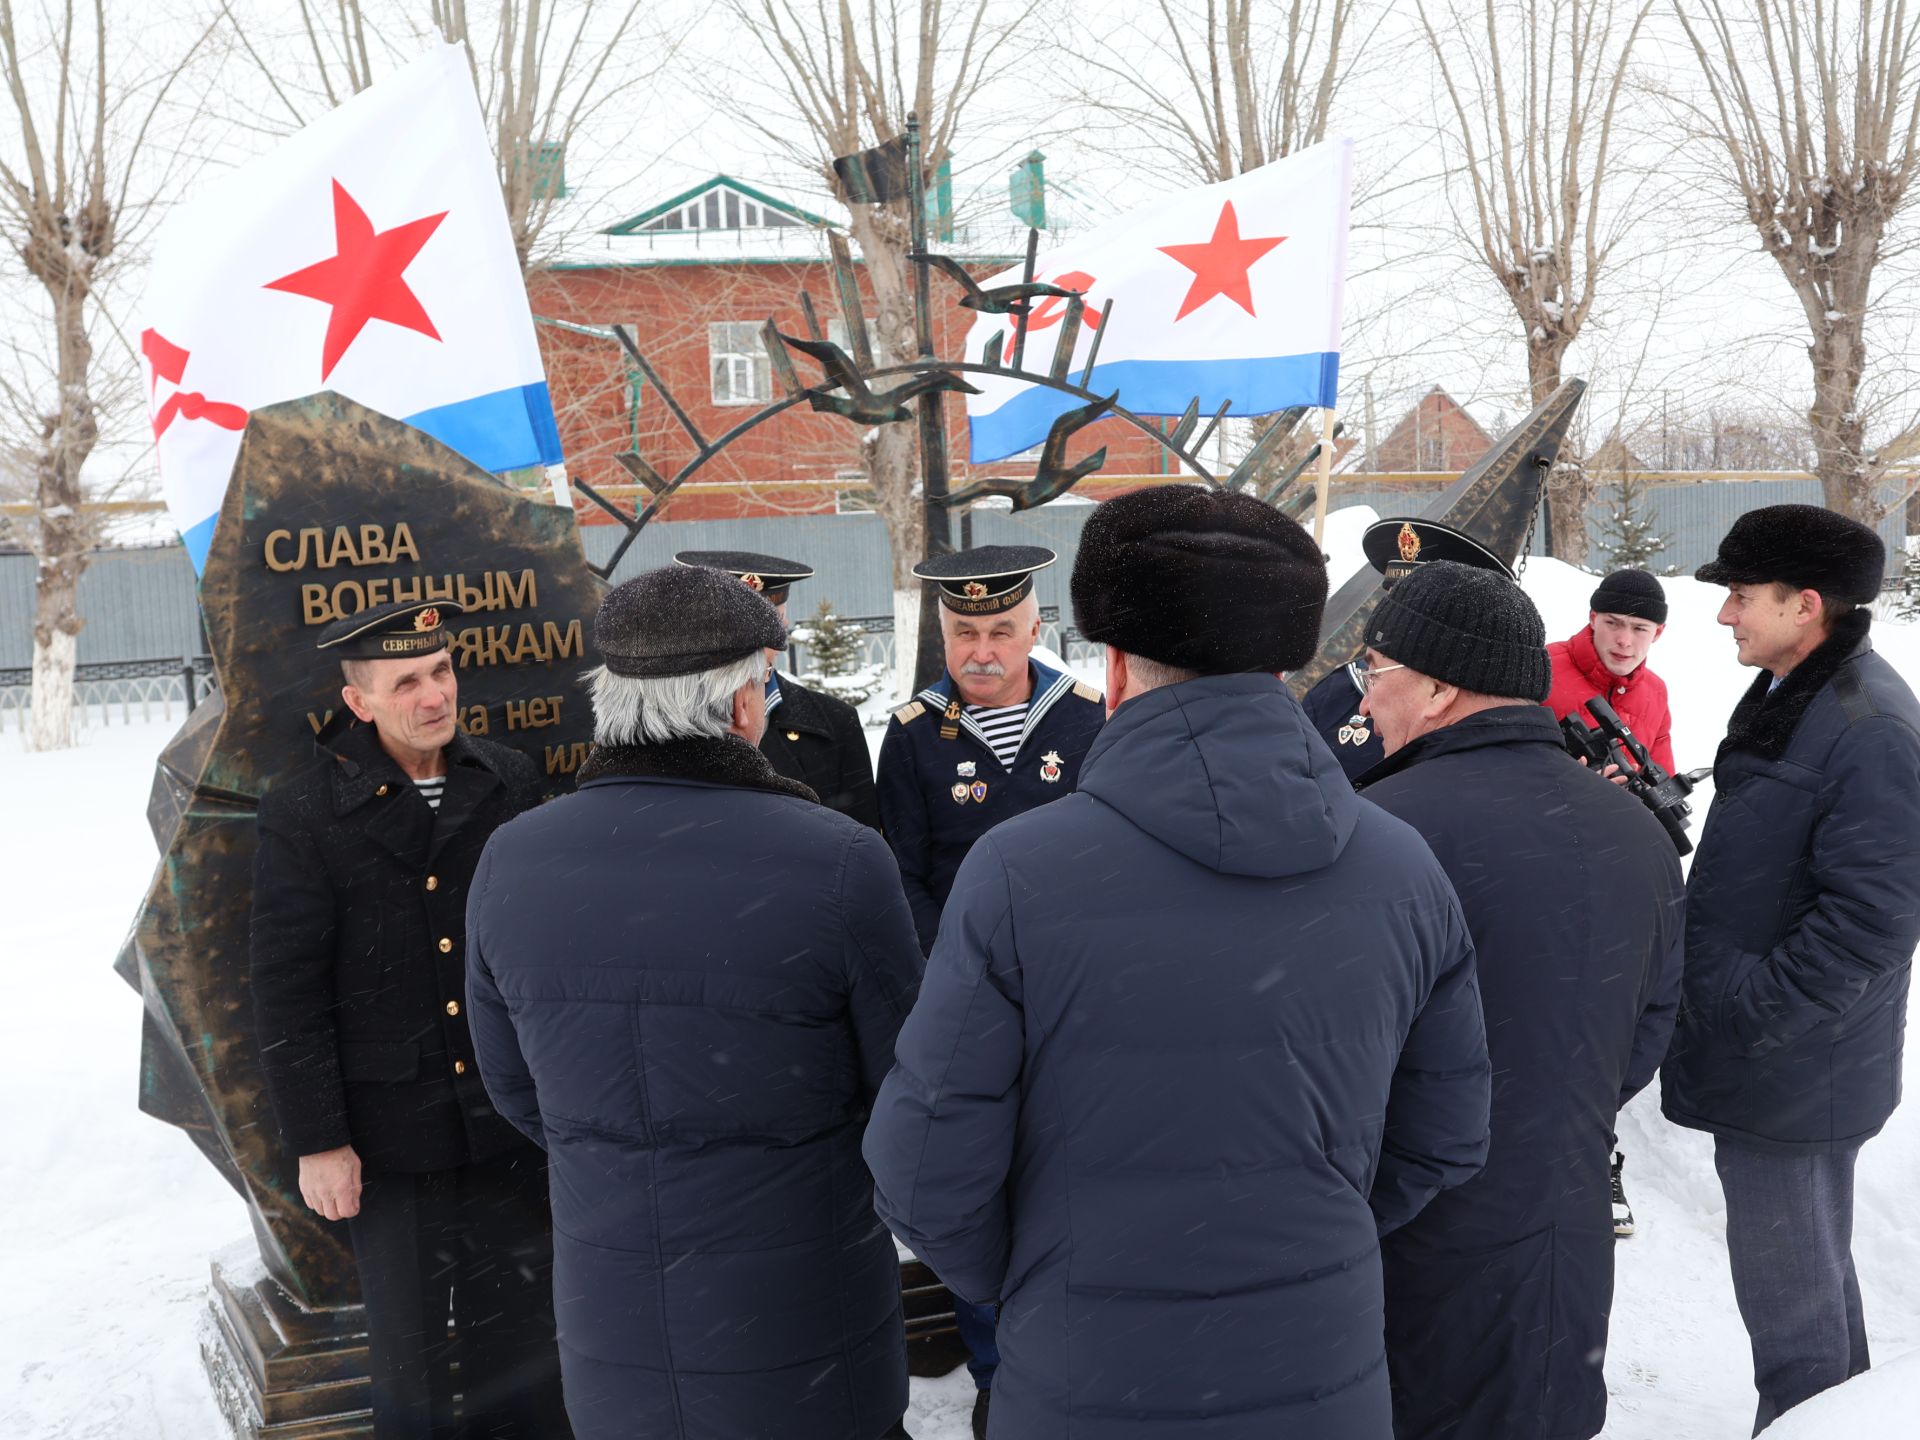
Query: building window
[{"left": 710, "top": 322, "right": 770, "bottom": 406}]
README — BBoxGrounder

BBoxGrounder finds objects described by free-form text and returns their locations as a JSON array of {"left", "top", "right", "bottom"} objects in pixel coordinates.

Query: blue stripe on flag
[
  {"left": 183, "top": 513, "right": 218, "bottom": 573},
  {"left": 968, "top": 352, "right": 1340, "bottom": 464},
  {"left": 405, "top": 381, "right": 565, "bottom": 473}
]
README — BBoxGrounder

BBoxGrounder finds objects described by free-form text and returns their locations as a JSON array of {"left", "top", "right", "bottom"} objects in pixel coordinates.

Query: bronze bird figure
[
  {"left": 911, "top": 252, "right": 1081, "bottom": 316},
  {"left": 945, "top": 392, "right": 1118, "bottom": 511},
  {"left": 776, "top": 331, "right": 980, "bottom": 424}
]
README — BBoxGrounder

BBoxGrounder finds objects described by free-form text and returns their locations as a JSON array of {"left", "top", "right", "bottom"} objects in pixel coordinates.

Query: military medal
[
  {"left": 1039, "top": 750, "right": 1063, "bottom": 783},
  {"left": 1340, "top": 713, "right": 1370, "bottom": 746},
  {"left": 956, "top": 760, "right": 976, "bottom": 778},
  {"left": 969, "top": 781, "right": 988, "bottom": 802},
  {"left": 951, "top": 782, "right": 971, "bottom": 804}
]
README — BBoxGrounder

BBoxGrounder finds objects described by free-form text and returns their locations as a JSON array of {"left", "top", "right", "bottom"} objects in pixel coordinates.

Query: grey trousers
[{"left": 1713, "top": 1139, "right": 1870, "bottom": 1434}]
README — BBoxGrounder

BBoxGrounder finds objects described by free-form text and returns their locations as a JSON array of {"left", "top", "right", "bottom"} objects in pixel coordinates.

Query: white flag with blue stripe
[
  {"left": 964, "top": 138, "right": 1353, "bottom": 463},
  {"left": 139, "top": 44, "right": 562, "bottom": 571}
]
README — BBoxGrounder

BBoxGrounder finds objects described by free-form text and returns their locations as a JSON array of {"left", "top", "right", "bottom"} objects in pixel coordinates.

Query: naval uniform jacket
[
  {"left": 760, "top": 670, "right": 879, "bottom": 828},
  {"left": 1302, "top": 664, "right": 1383, "bottom": 782},
  {"left": 251, "top": 719, "right": 544, "bottom": 1174},
  {"left": 876, "top": 659, "right": 1105, "bottom": 953}
]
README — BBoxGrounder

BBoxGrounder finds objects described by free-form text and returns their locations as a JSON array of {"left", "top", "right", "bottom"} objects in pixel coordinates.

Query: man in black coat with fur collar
[
  {"left": 250, "top": 597, "right": 569, "bottom": 1439},
  {"left": 1663, "top": 505, "right": 1920, "bottom": 1433}
]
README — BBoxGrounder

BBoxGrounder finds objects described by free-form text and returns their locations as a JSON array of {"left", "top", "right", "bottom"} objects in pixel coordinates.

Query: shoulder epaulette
[
  {"left": 892, "top": 699, "right": 926, "bottom": 725},
  {"left": 1072, "top": 680, "right": 1103, "bottom": 703}
]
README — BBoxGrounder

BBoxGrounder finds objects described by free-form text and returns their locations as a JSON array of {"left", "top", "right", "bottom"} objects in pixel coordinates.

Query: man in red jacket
[
  {"left": 1547, "top": 568, "right": 1675, "bottom": 773},
  {"left": 1545, "top": 565, "right": 1673, "bottom": 1238}
]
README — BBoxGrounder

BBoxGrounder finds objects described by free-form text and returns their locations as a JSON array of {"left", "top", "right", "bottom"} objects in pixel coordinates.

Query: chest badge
[
  {"left": 1338, "top": 713, "right": 1371, "bottom": 746},
  {"left": 956, "top": 760, "right": 976, "bottom": 778},
  {"left": 1039, "top": 750, "right": 1063, "bottom": 783},
  {"left": 951, "top": 781, "right": 971, "bottom": 804},
  {"left": 970, "top": 781, "right": 989, "bottom": 803}
]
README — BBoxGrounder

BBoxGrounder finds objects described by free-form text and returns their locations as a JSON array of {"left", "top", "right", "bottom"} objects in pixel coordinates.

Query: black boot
[
  {"left": 1611, "top": 1149, "right": 1635, "bottom": 1238},
  {"left": 972, "top": 1387, "right": 991, "bottom": 1440}
]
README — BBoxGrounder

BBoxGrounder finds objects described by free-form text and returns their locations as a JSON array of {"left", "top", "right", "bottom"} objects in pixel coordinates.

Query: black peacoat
[
  {"left": 251, "top": 718, "right": 544, "bottom": 1173},
  {"left": 759, "top": 670, "right": 879, "bottom": 827}
]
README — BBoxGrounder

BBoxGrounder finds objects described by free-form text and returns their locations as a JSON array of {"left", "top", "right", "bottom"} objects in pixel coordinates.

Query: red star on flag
[
  {"left": 266, "top": 180, "right": 449, "bottom": 380},
  {"left": 1157, "top": 201, "right": 1287, "bottom": 321}
]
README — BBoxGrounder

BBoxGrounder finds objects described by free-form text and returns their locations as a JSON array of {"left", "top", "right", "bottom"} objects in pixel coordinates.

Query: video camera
[{"left": 1559, "top": 696, "right": 1713, "bottom": 855}]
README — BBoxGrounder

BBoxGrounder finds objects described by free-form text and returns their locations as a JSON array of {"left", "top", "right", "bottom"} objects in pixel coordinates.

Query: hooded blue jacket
[{"left": 863, "top": 673, "right": 1492, "bottom": 1439}]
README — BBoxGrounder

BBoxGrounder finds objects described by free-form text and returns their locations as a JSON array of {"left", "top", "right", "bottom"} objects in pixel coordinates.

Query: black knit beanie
[
  {"left": 1368, "top": 560, "right": 1551, "bottom": 701},
  {"left": 1589, "top": 568, "right": 1668, "bottom": 624}
]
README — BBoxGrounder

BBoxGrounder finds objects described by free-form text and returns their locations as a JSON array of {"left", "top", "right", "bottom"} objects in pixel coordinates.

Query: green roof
[{"left": 603, "top": 175, "right": 836, "bottom": 235}]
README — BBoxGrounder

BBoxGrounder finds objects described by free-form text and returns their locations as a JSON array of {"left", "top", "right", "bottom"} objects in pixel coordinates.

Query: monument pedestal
[{"left": 203, "top": 1257, "right": 372, "bottom": 1439}]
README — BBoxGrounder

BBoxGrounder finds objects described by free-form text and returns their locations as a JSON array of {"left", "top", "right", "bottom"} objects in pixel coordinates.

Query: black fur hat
[
  {"left": 1695, "top": 504, "right": 1885, "bottom": 604},
  {"left": 1071, "top": 484, "right": 1328, "bottom": 673}
]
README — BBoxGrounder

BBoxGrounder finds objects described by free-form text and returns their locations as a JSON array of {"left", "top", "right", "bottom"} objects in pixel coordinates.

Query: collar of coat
[
  {"left": 1565, "top": 623, "right": 1656, "bottom": 695},
  {"left": 1718, "top": 609, "right": 1874, "bottom": 763},
  {"left": 766, "top": 670, "right": 836, "bottom": 739},
  {"left": 576, "top": 732, "right": 821, "bottom": 803},
  {"left": 1357, "top": 703, "right": 1566, "bottom": 789},
  {"left": 319, "top": 715, "right": 501, "bottom": 814},
  {"left": 916, "top": 657, "right": 1077, "bottom": 757}
]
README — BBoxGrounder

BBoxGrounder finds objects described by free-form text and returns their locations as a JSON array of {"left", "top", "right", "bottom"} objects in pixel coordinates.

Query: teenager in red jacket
[
  {"left": 1545, "top": 565, "right": 1673, "bottom": 1238},
  {"left": 1547, "top": 568, "right": 1674, "bottom": 773}
]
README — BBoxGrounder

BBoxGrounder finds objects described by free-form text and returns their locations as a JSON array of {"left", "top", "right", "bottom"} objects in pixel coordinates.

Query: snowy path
[{"left": 2, "top": 701, "right": 1914, "bottom": 1438}]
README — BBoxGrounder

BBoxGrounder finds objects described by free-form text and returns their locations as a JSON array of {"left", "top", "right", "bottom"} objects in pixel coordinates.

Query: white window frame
[{"left": 709, "top": 322, "right": 771, "bottom": 406}]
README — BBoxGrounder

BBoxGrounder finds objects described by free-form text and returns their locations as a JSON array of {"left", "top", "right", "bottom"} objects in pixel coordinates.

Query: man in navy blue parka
[
  {"left": 466, "top": 565, "right": 924, "bottom": 1440},
  {"left": 863, "top": 486, "right": 1494, "bottom": 1439}
]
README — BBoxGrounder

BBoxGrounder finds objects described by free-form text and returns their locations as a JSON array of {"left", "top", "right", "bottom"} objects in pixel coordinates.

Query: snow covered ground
[{"left": 4, "top": 545, "right": 1918, "bottom": 1437}]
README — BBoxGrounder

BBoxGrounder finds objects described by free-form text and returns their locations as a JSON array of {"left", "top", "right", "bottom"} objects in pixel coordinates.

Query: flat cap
[
  {"left": 1072, "top": 485, "right": 1327, "bottom": 673},
  {"left": 594, "top": 564, "right": 788, "bottom": 678},
  {"left": 315, "top": 597, "right": 464, "bottom": 659},
  {"left": 1696, "top": 503, "right": 1885, "bottom": 604}
]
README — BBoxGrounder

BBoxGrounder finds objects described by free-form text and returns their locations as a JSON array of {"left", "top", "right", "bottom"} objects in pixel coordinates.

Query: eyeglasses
[{"left": 1355, "top": 659, "right": 1405, "bottom": 695}]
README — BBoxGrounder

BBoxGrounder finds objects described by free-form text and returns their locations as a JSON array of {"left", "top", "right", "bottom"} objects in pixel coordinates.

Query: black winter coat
[
  {"left": 1359, "top": 705, "right": 1684, "bottom": 1440},
  {"left": 251, "top": 720, "right": 542, "bottom": 1173},
  {"left": 760, "top": 670, "right": 878, "bottom": 827},
  {"left": 464, "top": 734, "right": 924, "bottom": 1440},
  {"left": 864, "top": 674, "right": 1493, "bottom": 1440},
  {"left": 1663, "top": 613, "right": 1920, "bottom": 1154}
]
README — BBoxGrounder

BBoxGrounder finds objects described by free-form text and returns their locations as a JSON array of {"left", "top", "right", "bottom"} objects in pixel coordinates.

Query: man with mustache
[{"left": 874, "top": 543, "right": 1105, "bottom": 1438}]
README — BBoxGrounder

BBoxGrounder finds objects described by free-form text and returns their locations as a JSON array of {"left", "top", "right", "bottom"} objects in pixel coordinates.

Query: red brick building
[
  {"left": 526, "top": 176, "right": 1175, "bottom": 523},
  {"left": 1362, "top": 387, "right": 1492, "bottom": 473}
]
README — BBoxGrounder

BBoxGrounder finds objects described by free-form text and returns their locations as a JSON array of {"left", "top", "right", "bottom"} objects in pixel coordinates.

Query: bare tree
[
  {"left": 221, "top": 0, "right": 683, "bottom": 270},
  {"left": 1068, "top": 0, "right": 1363, "bottom": 185},
  {"left": 725, "top": 0, "right": 1021, "bottom": 699},
  {"left": 0, "top": 1, "right": 206, "bottom": 750},
  {"left": 1418, "top": 0, "right": 1650, "bottom": 558},
  {"left": 1671, "top": 0, "right": 1920, "bottom": 522}
]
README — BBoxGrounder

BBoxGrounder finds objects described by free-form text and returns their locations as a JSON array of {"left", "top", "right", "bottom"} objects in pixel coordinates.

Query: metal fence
[{"left": 0, "top": 657, "right": 217, "bottom": 735}]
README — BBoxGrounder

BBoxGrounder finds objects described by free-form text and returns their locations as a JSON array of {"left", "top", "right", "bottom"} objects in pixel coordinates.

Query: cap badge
[
  {"left": 957, "top": 760, "right": 976, "bottom": 778},
  {"left": 741, "top": 573, "right": 765, "bottom": 592},
  {"left": 1039, "top": 750, "right": 1063, "bottom": 783},
  {"left": 951, "top": 781, "right": 971, "bottom": 804},
  {"left": 969, "top": 781, "right": 989, "bottom": 803},
  {"left": 962, "top": 581, "right": 989, "bottom": 600},
  {"left": 415, "top": 607, "right": 441, "bottom": 632},
  {"left": 1397, "top": 522, "right": 1421, "bottom": 563}
]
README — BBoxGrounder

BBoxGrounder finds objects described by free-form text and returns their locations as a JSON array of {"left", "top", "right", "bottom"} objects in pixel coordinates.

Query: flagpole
[{"left": 1311, "top": 406, "right": 1337, "bottom": 545}]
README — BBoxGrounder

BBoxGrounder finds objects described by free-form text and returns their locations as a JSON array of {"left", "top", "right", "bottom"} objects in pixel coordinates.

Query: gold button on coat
[
  {"left": 375, "top": 784, "right": 389, "bottom": 797},
  {"left": 454, "top": 1060, "right": 467, "bottom": 1075},
  {"left": 438, "top": 937, "right": 453, "bottom": 953},
  {"left": 786, "top": 731, "right": 799, "bottom": 741},
  {"left": 425, "top": 875, "right": 439, "bottom": 891},
  {"left": 445, "top": 1000, "right": 460, "bottom": 1017}
]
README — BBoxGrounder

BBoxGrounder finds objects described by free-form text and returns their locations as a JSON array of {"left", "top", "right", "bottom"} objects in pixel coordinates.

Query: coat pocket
[{"left": 338, "top": 1040, "right": 420, "bottom": 1083}]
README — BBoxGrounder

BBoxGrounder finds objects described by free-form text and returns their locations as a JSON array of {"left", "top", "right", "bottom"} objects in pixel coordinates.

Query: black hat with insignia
[
  {"left": 1695, "top": 503, "right": 1885, "bottom": 604},
  {"left": 315, "top": 597, "right": 464, "bottom": 660},
  {"left": 674, "top": 550, "right": 814, "bottom": 604},
  {"left": 595, "top": 563, "right": 789, "bottom": 678},
  {"left": 1071, "top": 484, "right": 1328, "bottom": 673},
  {"left": 914, "top": 544, "right": 1056, "bottom": 616},
  {"left": 1362, "top": 518, "right": 1514, "bottom": 588}
]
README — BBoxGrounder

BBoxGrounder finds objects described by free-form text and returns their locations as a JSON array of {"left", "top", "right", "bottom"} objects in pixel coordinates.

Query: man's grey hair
[
  {"left": 587, "top": 651, "right": 764, "bottom": 745},
  {"left": 1123, "top": 651, "right": 1201, "bottom": 693}
]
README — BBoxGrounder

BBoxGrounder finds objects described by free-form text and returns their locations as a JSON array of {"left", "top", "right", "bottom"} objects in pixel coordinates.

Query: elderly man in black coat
[
  {"left": 1663, "top": 506, "right": 1920, "bottom": 1433},
  {"left": 864, "top": 487, "right": 1494, "bottom": 1440},
  {"left": 250, "top": 597, "right": 569, "bottom": 1440},
  {"left": 465, "top": 564, "right": 925, "bottom": 1440},
  {"left": 1354, "top": 561, "right": 1684, "bottom": 1440}
]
